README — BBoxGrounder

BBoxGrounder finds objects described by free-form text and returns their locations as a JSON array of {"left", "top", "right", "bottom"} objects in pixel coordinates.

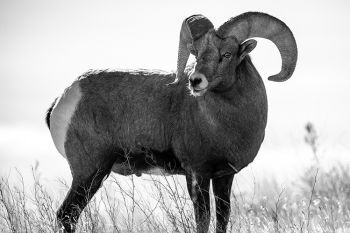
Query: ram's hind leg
[
  {"left": 212, "top": 173, "right": 234, "bottom": 233},
  {"left": 57, "top": 167, "right": 111, "bottom": 232},
  {"left": 56, "top": 139, "right": 116, "bottom": 232}
]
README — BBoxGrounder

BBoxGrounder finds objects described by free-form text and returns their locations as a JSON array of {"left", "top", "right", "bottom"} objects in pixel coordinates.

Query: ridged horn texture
[
  {"left": 217, "top": 12, "right": 297, "bottom": 82},
  {"left": 174, "top": 15, "right": 214, "bottom": 83}
]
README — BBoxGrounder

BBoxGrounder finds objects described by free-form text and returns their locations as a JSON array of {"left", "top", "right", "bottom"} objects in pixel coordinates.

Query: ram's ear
[{"left": 238, "top": 39, "right": 257, "bottom": 63}]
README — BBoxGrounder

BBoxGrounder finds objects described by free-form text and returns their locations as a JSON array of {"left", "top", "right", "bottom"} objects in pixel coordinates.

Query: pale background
[{"left": 1, "top": 0, "right": 349, "bottom": 191}]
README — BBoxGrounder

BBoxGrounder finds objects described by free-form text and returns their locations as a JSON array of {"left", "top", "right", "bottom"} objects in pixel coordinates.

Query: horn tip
[
  {"left": 268, "top": 74, "right": 290, "bottom": 82},
  {"left": 166, "top": 78, "right": 180, "bottom": 86}
]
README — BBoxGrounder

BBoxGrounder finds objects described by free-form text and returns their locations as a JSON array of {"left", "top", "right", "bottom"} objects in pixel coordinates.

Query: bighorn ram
[{"left": 46, "top": 12, "right": 297, "bottom": 233}]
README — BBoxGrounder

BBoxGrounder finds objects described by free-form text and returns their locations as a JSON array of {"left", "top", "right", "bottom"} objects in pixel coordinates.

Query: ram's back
[{"left": 71, "top": 70, "right": 182, "bottom": 153}]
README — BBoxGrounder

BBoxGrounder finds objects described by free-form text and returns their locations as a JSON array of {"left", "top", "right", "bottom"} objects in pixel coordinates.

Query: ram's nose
[{"left": 189, "top": 72, "right": 208, "bottom": 91}]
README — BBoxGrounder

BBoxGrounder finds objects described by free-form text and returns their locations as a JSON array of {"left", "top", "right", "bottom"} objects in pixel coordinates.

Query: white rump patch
[{"left": 49, "top": 81, "right": 82, "bottom": 158}]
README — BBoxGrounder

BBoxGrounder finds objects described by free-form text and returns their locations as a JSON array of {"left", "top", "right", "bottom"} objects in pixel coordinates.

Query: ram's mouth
[{"left": 191, "top": 87, "right": 208, "bottom": 97}]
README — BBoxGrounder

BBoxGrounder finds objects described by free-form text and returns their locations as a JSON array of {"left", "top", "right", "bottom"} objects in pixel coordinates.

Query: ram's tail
[{"left": 45, "top": 98, "right": 58, "bottom": 129}]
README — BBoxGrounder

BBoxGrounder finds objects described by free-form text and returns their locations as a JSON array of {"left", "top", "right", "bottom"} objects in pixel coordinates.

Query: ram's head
[{"left": 174, "top": 12, "right": 298, "bottom": 96}]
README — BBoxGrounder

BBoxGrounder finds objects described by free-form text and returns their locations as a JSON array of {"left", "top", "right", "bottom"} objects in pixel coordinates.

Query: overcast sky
[{"left": 1, "top": 0, "right": 349, "bottom": 186}]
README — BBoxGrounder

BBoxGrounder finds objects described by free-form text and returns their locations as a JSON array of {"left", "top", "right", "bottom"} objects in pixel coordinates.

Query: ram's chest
[
  {"left": 196, "top": 98, "right": 265, "bottom": 154},
  {"left": 198, "top": 100, "right": 218, "bottom": 129},
  {"left": 197, "top": 99, "right": 235, "bottom": 139}
]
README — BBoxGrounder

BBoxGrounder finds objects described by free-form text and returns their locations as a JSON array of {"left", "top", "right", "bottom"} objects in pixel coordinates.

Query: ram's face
[
  {"left": 175, "top": 13, "right": 297, "bottom": 96},
  {"left": 188, "top": 32, "right": 240, "bottom": 97}
]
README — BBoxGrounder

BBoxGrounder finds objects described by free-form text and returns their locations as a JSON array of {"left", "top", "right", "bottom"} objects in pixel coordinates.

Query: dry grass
[
  {"left": 1, "top": 163, "right": 349, "bottom": 233},
  {"left": 1, "top": 123, "right": 350, "bottom": 233}
]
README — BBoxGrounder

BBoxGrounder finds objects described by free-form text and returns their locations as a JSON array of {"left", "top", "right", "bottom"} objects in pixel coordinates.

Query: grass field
[{"left": 1, "top": 125, "right": 349, "bottom": 233}]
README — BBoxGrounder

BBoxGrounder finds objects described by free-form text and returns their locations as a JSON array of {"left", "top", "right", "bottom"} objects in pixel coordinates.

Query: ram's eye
[{"left": 223, "top": 52, "right": 232, "bottom": 58}]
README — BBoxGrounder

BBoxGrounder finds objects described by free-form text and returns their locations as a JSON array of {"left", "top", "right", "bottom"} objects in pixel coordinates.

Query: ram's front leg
[
  {"left": 186, "top": 173, "right": 211, "bottom": 233},
  {"left": 213, "top": 173, "right": 234, "bottom": 233}
]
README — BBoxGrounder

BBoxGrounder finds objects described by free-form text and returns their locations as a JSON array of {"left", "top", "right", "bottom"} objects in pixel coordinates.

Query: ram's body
[
  {"left": 48, "top": 12, "right": 297, "bottom": 233},
  {"left": 49, "top": 57, "right": 266, "bottom": 180}
]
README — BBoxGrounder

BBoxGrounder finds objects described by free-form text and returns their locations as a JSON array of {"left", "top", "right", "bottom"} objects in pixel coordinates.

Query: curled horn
[
  {"left": 171, "top": 15, "right": 214, "bottom": 84},
  {"left": 217, "top": 12, "right": 298, "bottom": 82}
]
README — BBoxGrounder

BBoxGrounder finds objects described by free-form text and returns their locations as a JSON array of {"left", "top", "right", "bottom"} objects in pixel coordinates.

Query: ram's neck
[{"left": 190, "top": 56, "right": 268, "bottom": 148}]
